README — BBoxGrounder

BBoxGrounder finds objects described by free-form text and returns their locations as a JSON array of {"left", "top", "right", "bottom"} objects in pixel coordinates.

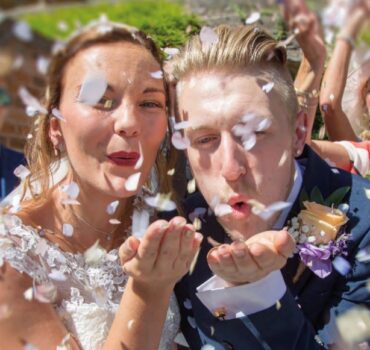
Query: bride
[{"left": 0, "top": 21, "right": 201, "bottom": 350}]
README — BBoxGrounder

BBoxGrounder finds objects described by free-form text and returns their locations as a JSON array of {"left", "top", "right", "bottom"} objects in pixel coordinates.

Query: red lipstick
[{"left": 107, "top": 151, "right": 140, "bottom": 167}]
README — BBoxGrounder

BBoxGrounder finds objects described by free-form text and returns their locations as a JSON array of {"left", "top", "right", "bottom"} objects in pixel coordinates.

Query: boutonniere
[{"left": 288, "top": 186, "right": 352, "bottom": 279}]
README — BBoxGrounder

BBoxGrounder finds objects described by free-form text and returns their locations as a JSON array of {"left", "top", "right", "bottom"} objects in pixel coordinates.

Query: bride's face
[{"left": 53, "top": 42, "right": 167, "bottom": 198}]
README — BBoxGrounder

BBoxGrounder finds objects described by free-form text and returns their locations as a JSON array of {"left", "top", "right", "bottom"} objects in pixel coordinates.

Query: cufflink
[{"left": 213, "top": 307, "right": 227, "bottom": 320}]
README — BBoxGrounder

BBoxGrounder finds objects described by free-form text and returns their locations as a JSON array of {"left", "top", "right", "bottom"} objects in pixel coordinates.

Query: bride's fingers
[
  {"left": 155, "top": 217, "right": 186, "bottom": 272},
  {"left": 119, "top": 236, "right": 140, "bottom": 265},
  {"left": 136, "top": 219, "right": 169, "bottom": 268}
]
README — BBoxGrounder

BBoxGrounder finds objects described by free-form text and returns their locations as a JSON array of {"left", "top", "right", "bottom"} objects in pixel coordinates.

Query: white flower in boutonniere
[{"left": 288, "top": 187, "right": 352, "bottom": 279}]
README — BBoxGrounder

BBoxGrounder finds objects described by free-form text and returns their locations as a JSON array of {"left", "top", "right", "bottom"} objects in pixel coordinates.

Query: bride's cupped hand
[{"left": 119, "top": 217, "right": 203, "bottom": 289}]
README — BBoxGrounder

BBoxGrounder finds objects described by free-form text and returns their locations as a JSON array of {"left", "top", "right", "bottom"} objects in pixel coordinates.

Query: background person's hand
[
  {"left": 207, "top": 230, "right": 295, "bottom": 285},
  {"left": 119, "top": 216, "right": 203, "bottom": 289}
]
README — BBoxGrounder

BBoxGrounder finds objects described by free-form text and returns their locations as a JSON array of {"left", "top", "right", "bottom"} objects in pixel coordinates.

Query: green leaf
[
  {"left": 310, "top": 186, "right": 325, "bottom": 204},
  {"left": 324, "top": 187, "right": 350, "bottom": 207},
  {"left": 299, "top": 188, "right": 309, "bottom": 209}
]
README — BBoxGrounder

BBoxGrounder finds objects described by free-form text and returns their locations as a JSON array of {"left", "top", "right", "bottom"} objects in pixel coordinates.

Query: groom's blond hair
[{"left": 172, "top": 25, "right": 299, "bottom": 124}]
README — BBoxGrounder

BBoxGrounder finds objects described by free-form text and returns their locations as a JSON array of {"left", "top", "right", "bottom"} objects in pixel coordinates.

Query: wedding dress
[{"left": 0, "top": 213, "right": 180, "bottom": 350}]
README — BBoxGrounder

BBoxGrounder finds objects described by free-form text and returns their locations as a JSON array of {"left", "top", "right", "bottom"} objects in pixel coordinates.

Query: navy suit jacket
[{"left": 173, "top": 146, "right": 370, "bottom": 349}]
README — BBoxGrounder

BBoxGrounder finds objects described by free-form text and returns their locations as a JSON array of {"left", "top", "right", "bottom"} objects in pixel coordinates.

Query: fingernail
[
  {"left": 195, "top": 232, "right": 203, "bottom": 242},
  {"left": 184, "top": 229, "right": 194, "bottom": 238},
  {"left": 175, "top": 218, "right": 186, "bottom": 227},
  {"left": 160, "top": 223, "right": 170, "bottom": 232}
]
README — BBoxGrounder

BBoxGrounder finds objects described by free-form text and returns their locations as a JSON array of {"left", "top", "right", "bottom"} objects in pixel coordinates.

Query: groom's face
[{"left": 177, "top": 69, "right": 304, "bottom": 240}]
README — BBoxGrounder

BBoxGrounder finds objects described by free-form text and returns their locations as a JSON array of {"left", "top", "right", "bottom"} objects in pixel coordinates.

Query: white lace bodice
[{"left": 0, "top": 214, "right": 180, "bottom": 350}]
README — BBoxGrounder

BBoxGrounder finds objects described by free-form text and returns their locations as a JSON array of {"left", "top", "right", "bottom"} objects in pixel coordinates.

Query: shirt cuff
[
  {"left": 335, "top": 141, "right": 370, "bottom": 177},
  {"left": 196, "top": 270, "right": 286, "bottom": 320}
]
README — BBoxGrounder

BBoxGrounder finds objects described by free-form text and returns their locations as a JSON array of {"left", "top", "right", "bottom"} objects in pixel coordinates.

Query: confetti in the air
[
  {"left": 125, "top": 172, "right": 141, "bottom": 192},
  {"left": 52, "top": 108, "right": 66, "bottom": 122},
  {"left": 33, "top": 282, "right": 57, "bottom": 303},
  {"left": 18, "top": 86, "right": 47, "bottom": 116},
  {"left": 167, "top": 168, "right": 175, "bottom": 176},
  {"left": 13, "top": 165, "right": 30, "bottom": 180},
  {"left": 174, "top": 120, "right": 191, "bottom": 131},
  {"left": 332, "top": 256, "right": 351, "bottom": 276},
  {"left": 356, "top": 245, "right": 370, "bottom": 263},
  {"left": 77, "top": 72, "right": 108, "bottom": 105},
  {"left": 248, "top": 200, "right": 290, "bottom": 221},
  {"left": 13, "top": 21, "right": 33, "bottom": 42},
  {"left": 245, "top": 12, "right": 261, "bottom": 24},
  {"left": 199, "top": 26, "right": 219, "bottom": 50},
  {"left": 171, "top": 131, "right": 190, "bottom": 150},
  {"left": 201, "top": 345, "right": 216, "bottom": 350},
  {"left": 134, "top": 143, "right": 144, "bottom": 170},
  {"left": 62, "top": 224, "right": 74, "bottom": 237},
  {"left": 150, "top": 70, "right": 163, "bottom": 79},
  {"left": 144, "top": 193, "right": 176, "bottom": 212},
  {"left": 24, "top": 287, "right": 33, "bottom": 301},
  {"left": 36, "top": 56, "right": 49, "bottom": 75},
  {"left": 184, "top": 299, "right": 192, "bottom": 310},
  {"left": 214, "top": 203, "right": 233, "bottom": 217},
  {"left": 187, "top": 179, "right": 196, "bottom": 194},
  {"left": 187, "top": 316, "right": 197, "bottom": 329},
  {"left": 106, "top": 200, "right": 119, "bottom": 215},
  {"left": 109, "top": 218, "right": 121, "bottom": 225},
  {"left": 189, "top": 207, "right": 207, "bottom": 222},
  {"left": 60, "top": 181, "right": 80, "bottom": 199},
  {"left": 131, "top": 209, "right": 150, "bottom": 239},
  {"left": 262, "top": 82, "right": 274, "bottom": 94}
]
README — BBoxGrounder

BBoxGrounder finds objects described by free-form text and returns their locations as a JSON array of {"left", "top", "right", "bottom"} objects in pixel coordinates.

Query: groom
[{"left": 171, "top": 25, "right": 370, "bottom": 349}]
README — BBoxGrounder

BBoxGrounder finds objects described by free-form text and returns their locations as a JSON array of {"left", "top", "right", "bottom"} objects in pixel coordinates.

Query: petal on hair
[
  {"left": 78, "top": 73, "right": 108, "bottom": 105},
  {"left": 199, "top": 26, "right": 219, "bottom": 49},
  {"left": 124, "top": 172, "right": 141, "bottom": 192}
]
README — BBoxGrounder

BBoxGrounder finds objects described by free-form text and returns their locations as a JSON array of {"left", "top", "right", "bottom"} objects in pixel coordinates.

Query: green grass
[{"left": 20, "top": 0, "right": 202, "bottom": 48}]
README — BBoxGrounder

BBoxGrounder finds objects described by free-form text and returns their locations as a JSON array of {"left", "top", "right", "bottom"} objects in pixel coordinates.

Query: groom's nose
[{"left": 220, "top": 133, "right": 247, "bottom": 182}]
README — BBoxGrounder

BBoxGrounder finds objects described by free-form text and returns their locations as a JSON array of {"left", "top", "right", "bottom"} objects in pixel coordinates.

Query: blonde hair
[
  {"left": 172, "top": 25, "right": 299, "bottom": 123},
  {"left": 21, "top": 21, "right": 174, "bottom": 209}
]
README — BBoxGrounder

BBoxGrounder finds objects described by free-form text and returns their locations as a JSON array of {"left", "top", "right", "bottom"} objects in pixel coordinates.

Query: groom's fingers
[{"left": 274, "top": 230, "right": 296, "bottom": 259}]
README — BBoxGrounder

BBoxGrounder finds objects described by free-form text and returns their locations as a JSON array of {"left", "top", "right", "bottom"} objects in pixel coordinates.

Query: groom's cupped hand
[
  {"left": 207, "top": 230, "right": 296, "bottom": 286},
  {"left": 118, "top": 217, "right": 203, "bottom": 289}
]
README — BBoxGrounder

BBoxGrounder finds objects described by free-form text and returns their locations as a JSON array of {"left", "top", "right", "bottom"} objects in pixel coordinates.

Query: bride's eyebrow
[{"left": 142, "top": 87, "right": 165, "bottom": 95}]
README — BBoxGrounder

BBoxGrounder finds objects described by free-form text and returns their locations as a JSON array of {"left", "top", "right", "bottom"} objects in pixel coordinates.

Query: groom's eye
[{"left": 195, "top": 135, "right": 218, "bottom": 145}]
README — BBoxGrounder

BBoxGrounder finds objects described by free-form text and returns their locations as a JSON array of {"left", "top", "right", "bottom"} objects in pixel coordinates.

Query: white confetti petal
[
  {"left": 128, "top": 319, "right": 135, "bottom": 330},
  {"left": 199, "top": 26, "right": 219, "bottom": 50},
  {"left": 23, "top": 343, "right": 38, "bottom": 350},
  {"left": 78, "top": 73, "right": 107, "bottom": 105},
  {"left": 134, "top": 143, "right": 144, "bottom": 170},
  {"left": 109, "top": 218, "right": 121, "bottom": 225},
  {"left": 60, "top": 181, "right": 80, "bottom": 199},
  {"left": 332, "top": 256, "right": 351, "bottom": 276},
  {"left": 201, "top": 345, "right": 216, "bottom": 350},
  {"left": 131, "top": 209, "right": 150, "bottom": 239},
  {"left": 144, "top": 193, "right": 176, "bottom": 211},
  {"left": 13, "top": 21, "right": 33, "bottom": 42},
  {"left": 187, "top": 316, "right": 197, "bottom": 329},
  {"left": 24, "top": 287, "right": 33, "bottom": 301},
  {"left": 278, "top": 150, "right": 288, "bottom": 167},
  {"left": 242, "top": 134, "right": 257, "bottom": 151},
  {"left": 57, "top": 21, "right": 68, "bottom": 32},
  {"left": 106, "top": 200, "right": 119, "bottom": 215},
  {"left": 171, "top": 131, "right": 190, "bottom": 150},
  {"left": 187, "top": 179, "right": 196, "bottom": 194},
  {"left": 248, "top": 200, "right": 290, "bottom": 221},
  {"left": 62, "top": 223, "right": 74, "bottom": 237},
  {"left": 183, "top": 298, "right": 192, "bottom": 310},
  {"left": 174, "top": 120, "right": 191, "bottom": 130},
  {"left": 48, "top": 269, "right": 67, "bottom": 282},
  {"left": 18, "top": 86, "right": 47, "bottom": 115},
  {"left": 329, "top": 94, "right": 335, "bottom": 101},
  {"left": 163, "top": 47, "right": 179, "bottom": 57},
  {"left": 36, "top": 56, "right": 49, "bottom": 75},
  {"left": 52, "top": 108, "right": 66, "bottom": 122},
  {"left": 13, "top": 165, "right": 30, "bottom": 180},
  {"left": 262, "top": 82, "right": 274, "bottom": 94},
  {"left": 61, "top": 198, "right": 81, "bottom": 206},
  {"left": 365, "top": 188, "right": 370, "bottom": 199},
  {"left": 167, "top": 168, "right": 175, "bottom": 176},
  {"left": 189, "top": 207, "right": 207, "bottom": 222},
  {"left": 356, "top": 245, "right": 370, "bottom": 263},
  {"left": 214, "top": 203, "right": 233, "bottom": 217},
  {"left": 124, "top": 172, "right": 141, "bottom": 192},
  {"left": 34, "top": 282, "right": 57, "bottom": 303},
  {"left": 245, "top": 12, "right": 261, "bottom": 24},
  {"left": 193, "top": 217, "right": 202, "bottom": 231},
  {"left": 150, "top": 70, "right": 163, "bottom": 79}
]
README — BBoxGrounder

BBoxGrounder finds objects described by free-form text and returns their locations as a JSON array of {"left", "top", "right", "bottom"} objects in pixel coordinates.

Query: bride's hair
[{"left": 21, "top": 21, "right": 174, "bottom": 208}]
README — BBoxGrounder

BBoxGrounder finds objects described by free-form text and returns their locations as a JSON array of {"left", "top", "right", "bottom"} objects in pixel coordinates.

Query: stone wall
[{"left": 0, "top": 17, "right": 53, "bottom": 152}]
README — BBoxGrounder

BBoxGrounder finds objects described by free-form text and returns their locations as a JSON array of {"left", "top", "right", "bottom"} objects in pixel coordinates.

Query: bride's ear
[{"left": 49, "top": 116, "right": 63, "bottom": 148}]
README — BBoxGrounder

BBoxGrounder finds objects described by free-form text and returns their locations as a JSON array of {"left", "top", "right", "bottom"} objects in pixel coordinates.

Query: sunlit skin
[
  {"left": 176, "top": 68, "right": 305, "bottom": 284},
  {"left": 54, "top": 42, "right": 167, "bottom": 201}
]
